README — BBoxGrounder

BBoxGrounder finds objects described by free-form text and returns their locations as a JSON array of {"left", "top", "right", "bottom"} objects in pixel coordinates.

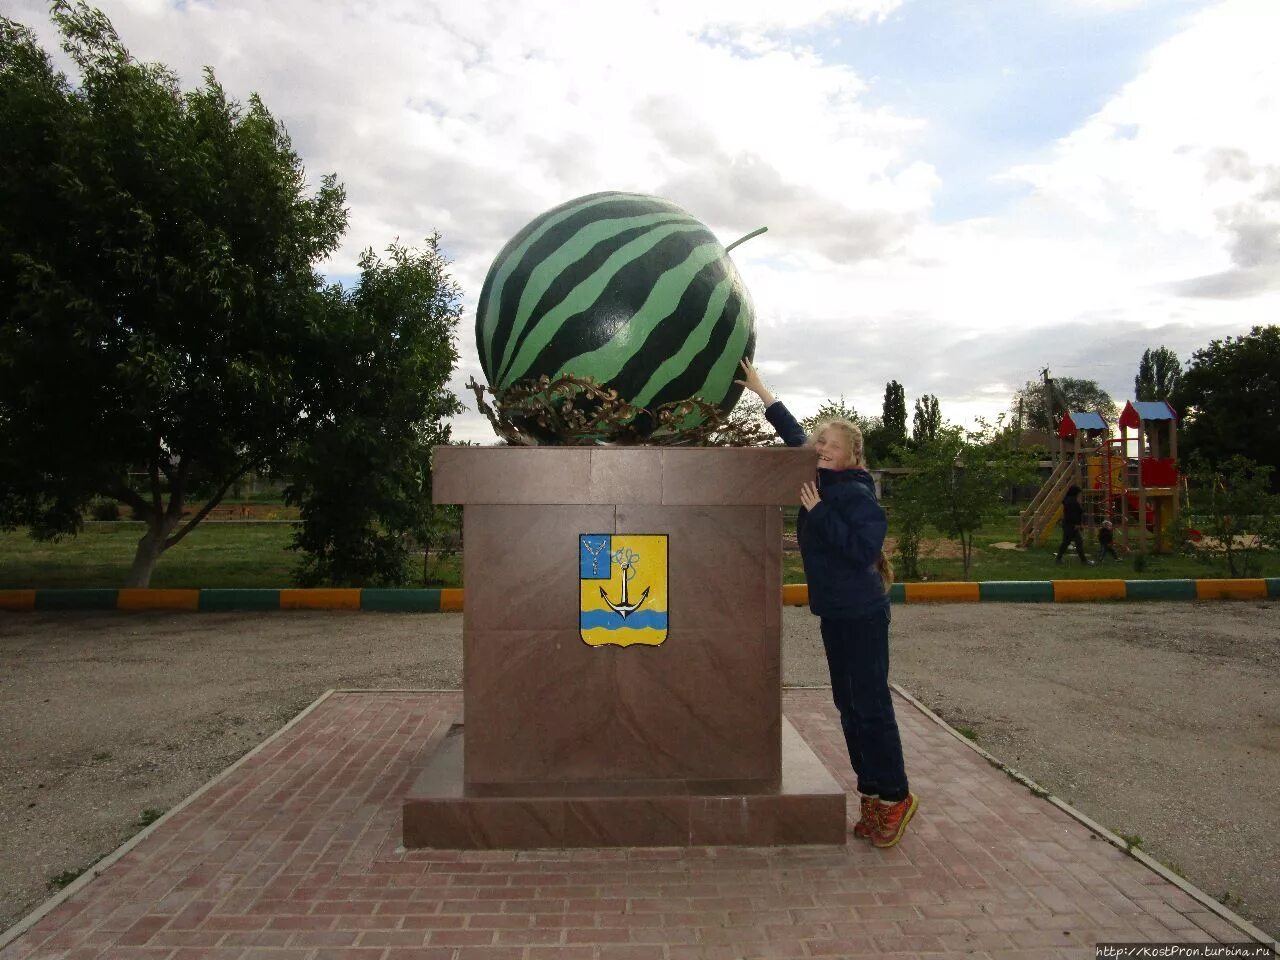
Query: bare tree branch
[
  {"left": 163, "top": 462, "right": 252, "bottom": 550},
  {"left": 108, "top": 482, "right": 150, "bottom": 518}
]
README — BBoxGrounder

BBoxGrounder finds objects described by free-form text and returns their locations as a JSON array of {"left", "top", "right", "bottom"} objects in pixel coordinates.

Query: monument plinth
[{"left": 402, "top": 445, "right": 847, "bottom": 849}]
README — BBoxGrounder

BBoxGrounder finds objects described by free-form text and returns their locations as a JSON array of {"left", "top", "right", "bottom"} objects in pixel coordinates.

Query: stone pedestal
[{"left": 403, "top": 446, "right": 847, "bottom": 848}]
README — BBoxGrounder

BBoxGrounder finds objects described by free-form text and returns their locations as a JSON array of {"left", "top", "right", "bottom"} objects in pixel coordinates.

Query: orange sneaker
[
  {"left": 871, "top": 793, "right": 918, "bottom": 849},
  {"left": 853, "top": 794, "right": 880, "bottom": 840}
]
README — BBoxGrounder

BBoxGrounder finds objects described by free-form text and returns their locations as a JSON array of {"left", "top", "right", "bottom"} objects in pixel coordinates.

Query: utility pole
[{"left": 1041, "top": 367, "right": 1056, "bottom": 463}]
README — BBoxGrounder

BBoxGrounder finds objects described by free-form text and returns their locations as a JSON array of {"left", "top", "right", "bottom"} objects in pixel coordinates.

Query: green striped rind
[
  {"left": 696, "top": 296, "right": 752, "bottom": 407},
  {"left": 529, "top": 237, "right": 723, "bottom": 389},
  {"left": 198, "top": 589, "right": 281, "bottom": 611},
  {"left": 634, "top": 277, "right": 732, "bottom": 407},
  {"left": 1123, "top": 579, "right": 1197, "bottom": 601},
  {"left": 35, "top": 589, "right": 118, "bottom": 610},
  {"left": 496, "top": 212, "right": 695, "bottom": 383},
  {"left": 474, "top": 192, "right": 757, "bottom": 431},
  {"left": 1267, "top": 578, "right": 1280, "bottom": 599},
  {"left": 979, "top": 581, "right": 1055, "bottom": 602},
  {"left": 361, "top": 589, "right": 442, "bottom": 612},
  {"left": 478, "top": 193, "right": 659, "bottom": 374},
  {"left": 888, "top": 583, "right": 906, "bottom": 604}
]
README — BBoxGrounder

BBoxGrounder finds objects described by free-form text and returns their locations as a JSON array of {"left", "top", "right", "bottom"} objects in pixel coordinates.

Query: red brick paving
[{"left": 1, "top": 690, "right": 1263, "bottom": 960}]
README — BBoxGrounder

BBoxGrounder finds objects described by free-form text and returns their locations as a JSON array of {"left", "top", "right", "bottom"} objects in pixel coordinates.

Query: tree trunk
[{"left": 124, "top": 515, "right": 180, "bottom": 588}]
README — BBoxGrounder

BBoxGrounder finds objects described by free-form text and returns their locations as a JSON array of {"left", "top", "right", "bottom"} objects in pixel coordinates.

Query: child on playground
[
  {"left": 735, "top": 360, "right": 918, "bottom": 849},
  {"left": 1097, "top": 520, "right": 1119, "bottom": 562}
]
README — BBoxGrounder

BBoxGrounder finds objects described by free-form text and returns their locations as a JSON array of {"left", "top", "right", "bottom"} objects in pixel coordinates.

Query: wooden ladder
[{"left": 1019, "top": 459, "right": 1076, "bottom": 546}]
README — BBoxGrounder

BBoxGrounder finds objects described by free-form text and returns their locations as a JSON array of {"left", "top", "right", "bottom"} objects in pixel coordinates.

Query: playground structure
[{"left": 1019, "top": 400, "right": 1182, "bottom": 554}]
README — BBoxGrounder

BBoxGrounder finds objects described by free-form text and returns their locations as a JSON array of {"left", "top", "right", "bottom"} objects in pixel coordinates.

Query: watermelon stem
[{"left": 724, "top": 226, "right": 768, "bottom": 254}]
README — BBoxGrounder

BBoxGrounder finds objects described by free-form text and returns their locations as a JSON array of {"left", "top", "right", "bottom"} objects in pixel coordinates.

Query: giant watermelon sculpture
[{"left": 475, "top": 192, "right": 759, "bottom": 443}]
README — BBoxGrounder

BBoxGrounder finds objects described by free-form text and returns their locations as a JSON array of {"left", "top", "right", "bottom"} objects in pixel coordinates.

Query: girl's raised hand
[{"left": 734, "top": 360, "right": 775, "bottom": 405}]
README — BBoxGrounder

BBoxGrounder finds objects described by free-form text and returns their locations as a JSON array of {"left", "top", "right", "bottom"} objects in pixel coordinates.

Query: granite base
[{"left": 402, "top": 718, "right": 847, "bottom": 849}]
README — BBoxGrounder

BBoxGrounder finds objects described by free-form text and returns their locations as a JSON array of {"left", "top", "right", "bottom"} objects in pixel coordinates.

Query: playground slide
[{"left": 1035, "top": 504, "right": 1063, "bottom": 546}]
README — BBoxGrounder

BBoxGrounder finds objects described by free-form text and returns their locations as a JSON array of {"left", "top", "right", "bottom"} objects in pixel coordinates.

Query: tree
[
  {"left": 911, "top": 394, "right": 942, "bottom": 446},
  {"left": 890, "top": 493, "right": 926, "bottom": 581},
  {"left": 1173, "top": 326, "right": 1280, "bottom": 489},
  {"left": 0, "top": 4, "right": 357, "bottom": 586},
  {"left": 1010, "top": 376, "right": 1117, "bottom": 431},
  {"left": 285, "top": 239, "right": 465, "bottom": 586},
  {"left": 896, "top": 421, "right": 1037, "bottom": 579},
  {"left": 800, "top": 396, "right": 862, "bottom": 435},
  {"left": 882, "top": 381, "right": 907, "bottom": 447},
  {"left": 1134, "top": 347, "right": 1181, "bottom": 403},
  {"left": 722, "top": 389, "right": 770, "bottom": 444},
  {"left": 1176, "top": 455, "right": 1278, "bottom": 577}
]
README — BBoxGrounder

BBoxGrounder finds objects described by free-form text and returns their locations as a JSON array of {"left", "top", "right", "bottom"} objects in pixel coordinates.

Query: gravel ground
[{"left": 1, "top": 601, "right": 1277, "bottom": 938}]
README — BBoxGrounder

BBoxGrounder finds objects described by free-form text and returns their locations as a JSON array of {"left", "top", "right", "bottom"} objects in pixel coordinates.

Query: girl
[{"left": 736, "top": 360, "right": 917, "bottom": 848}]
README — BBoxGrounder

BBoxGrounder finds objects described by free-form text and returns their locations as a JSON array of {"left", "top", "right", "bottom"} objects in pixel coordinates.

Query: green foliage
[
  {"left": 284, "top": 239, "right": 464, "bottom": 587},
  {"left": 895, "top": 421, "right": 1038, "bottom": 579},
  {"left": 47, "top": 869, "right": 84, "bottom": 890},
  {"left": 800, "top": 396, "right": 862, "bottom": 434},
  {"left": 725, "top": 390, "right": 770, "bottom": 444},
  {"left": 891, "top": 493, "right": 926, "bottom": 581},
  {"left": 1134, "top": 346, "right": 1181, "bottom": 403},
  {"left": 1173, "top": 326, "right": 1280, "bottom": 489},
  {"left": 89, "top": 500, "right": 120, "bottom": 521},
  {"left": 881, "top": 380, "right": 908, "bottom": 451},
  {"left": 911, "top": 394, "right": 942, "bottom": 446},
  {"left": 1179, "top": 454, "right": 1279, "bottom": 578},
  {"left": 1011, "top": 377, "right": 1117, "bottom": 431},
  {"left": 416, "top": 502, "right": 463, "bottom": 586},
  {"left": 0, "top": 4, "right": 348, "bottom": 585}
]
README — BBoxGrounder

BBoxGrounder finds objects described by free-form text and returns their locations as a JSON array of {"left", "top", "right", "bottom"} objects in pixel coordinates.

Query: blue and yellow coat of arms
[{"left": 578, "top": 534, "right": 668, "bottom": 647}]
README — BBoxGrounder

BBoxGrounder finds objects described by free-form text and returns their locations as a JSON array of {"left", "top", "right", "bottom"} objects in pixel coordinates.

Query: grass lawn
[
  {"left": 783, "top": 508, "right": 1272, "bottom": 584},
  {"left": 0, "top": 522, "right": 462, "bottom": 589},
  {"left": 1, "top": 510, "right": 1269, "bottom": 590}
]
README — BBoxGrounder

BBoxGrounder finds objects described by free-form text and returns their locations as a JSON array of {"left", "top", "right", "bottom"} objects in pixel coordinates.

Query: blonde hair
[
  {"left": 806, "top": 418, "right": 865, "bottom": 467},
  {"left": 806, "top": 418, "right": 894, "bottom": 594}
]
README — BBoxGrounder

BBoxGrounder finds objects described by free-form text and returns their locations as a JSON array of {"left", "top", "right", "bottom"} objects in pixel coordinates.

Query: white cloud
[
  {"left": 1006, "top": 0, "right": 1280, "bottom": 287},
  {"left": 6, "top": 0, "right": 931, "bottom": 441},
  {"left": 7, "top": 0, "right": 1277, "bottom": 443}
]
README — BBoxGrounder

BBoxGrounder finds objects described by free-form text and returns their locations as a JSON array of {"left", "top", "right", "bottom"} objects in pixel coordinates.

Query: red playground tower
[{"left": 1117, "top": 400, "right": 1181, "bottom": 553}]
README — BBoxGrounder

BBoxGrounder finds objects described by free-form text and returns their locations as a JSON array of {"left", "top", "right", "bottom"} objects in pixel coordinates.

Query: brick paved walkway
[{"left": 2, "top": 690, "right": 1265, "bottom": 960}]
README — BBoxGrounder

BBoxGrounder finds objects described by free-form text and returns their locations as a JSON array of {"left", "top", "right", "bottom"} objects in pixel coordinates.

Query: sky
[{"left": 8, "top": 0, "right": 1280, "bottom": 441}]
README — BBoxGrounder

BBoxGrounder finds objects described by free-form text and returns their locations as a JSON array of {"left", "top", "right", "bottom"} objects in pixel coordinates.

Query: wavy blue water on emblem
[{"left": 580, "top": 609, "right": 668, "bottom": 630}]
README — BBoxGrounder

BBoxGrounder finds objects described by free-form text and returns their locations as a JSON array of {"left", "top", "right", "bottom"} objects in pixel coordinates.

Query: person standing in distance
[
  {"left": 736, "top": 360, "right": 917, "bottom": 848},
  {"left": 1056, "top": 485, "right": 1092, "bottom": 565}
]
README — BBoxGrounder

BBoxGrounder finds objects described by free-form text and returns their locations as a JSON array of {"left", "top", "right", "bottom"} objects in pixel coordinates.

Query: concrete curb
[
  {"left": 2, "top": 580, "right": 1275, "bottom": 612},
  {"left": 888, "top": 682, "right": 1280, "bottom": 954}
]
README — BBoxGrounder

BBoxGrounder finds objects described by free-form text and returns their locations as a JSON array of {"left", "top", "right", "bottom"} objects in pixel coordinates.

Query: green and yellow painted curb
[
  {"left": 1, "top": 579, "right": 1275, "bottom": 613},
  {"left": 0, "top": 588, "right": 465, "bottom": 613}
]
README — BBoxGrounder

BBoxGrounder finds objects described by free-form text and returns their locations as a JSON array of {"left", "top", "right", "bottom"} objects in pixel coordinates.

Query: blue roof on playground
[
  {"left": 1068, "top": 411, "right": 1107, "bottom": 430},
  {"left": 1132, "top": 400, "right": 1175, "bottom": 421}
]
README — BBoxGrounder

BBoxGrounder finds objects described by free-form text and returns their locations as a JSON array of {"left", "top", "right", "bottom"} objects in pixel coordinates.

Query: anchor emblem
[
  {"left": 599, "top": 546, "right": 650, "bottom": 620},
  {"left": 579, "top": 533, "right": 667, "bottom": 647}
]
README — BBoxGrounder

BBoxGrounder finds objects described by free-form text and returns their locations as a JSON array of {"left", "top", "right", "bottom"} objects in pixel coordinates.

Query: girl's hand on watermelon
[{"left": 735, "top": 360, "right": 775, "bottom": 406}]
